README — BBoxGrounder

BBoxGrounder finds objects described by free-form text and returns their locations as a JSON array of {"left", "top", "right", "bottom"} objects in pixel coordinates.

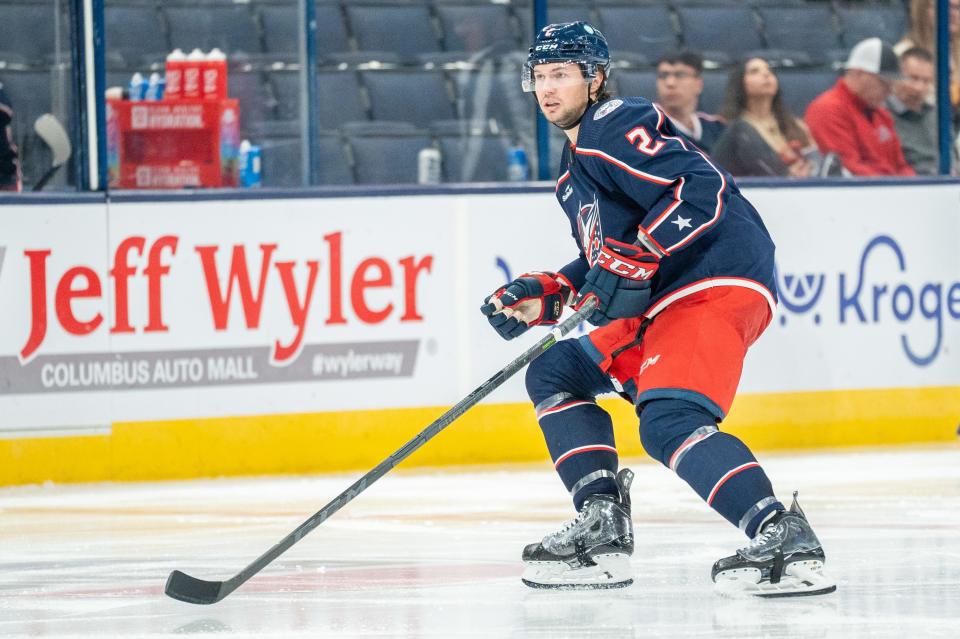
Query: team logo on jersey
[
  {"left": 577, "top": 196, "right": 604, "bottom": 266},
  {"left": 561, "top": 184, "right": 573, "bottom": 202},
  {"left": 594, "top": 99, "right": 623, "bottom": 121}
]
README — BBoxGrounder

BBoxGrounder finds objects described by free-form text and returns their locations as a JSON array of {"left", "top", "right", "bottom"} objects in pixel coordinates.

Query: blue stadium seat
[
  {"left": 0, "top": 2, "right": 57, "bottom": 64},
  {"left": 1, "top": 69, "right": 54, "bottom": 139},
  {"left": 362, "top": 69, "right": 456, "bottom": 127},
  {"left": 514, "top": 1, "right": 595, "bottom": 43},
  {"left": 452, "top": 66, "right": 532, "bottom": 133},
  {"left": 699, "top": 69, "right": 728, "bottom": 115},
  {"left": 836, "top": 4, "right": 908, "bottom": 48},
  {"left": 436, "top": 130, "right": 513, "bottom": 182},
  {"left": 230, "top": 68, "right": 273, "bottom": 135},
  {"left": 611, "top": 69, "right": 657, "bottom": 101},
  {"left": 434, "top": 2, "right": 519, "bottom": 55},
  {"left": 163, "top": 2, "right": 263, "bottom": 58},
  {"left": 346, "top": 126, "right": 434, "bottom": 184},
  {"left": 260, "top": 3, "right": 352, "bottom": 60},
  {"left": 268, "top": 69, "right": 368, "bottom": 128},
  {"left": 316, "top": 131, "right": 354, "bottom": 184},
  {"left": 260, "top": 137, "right": 302, "bottom": 187},
  {"left": 675, "top": 4, "right": 763, "bottom": 59},
  {"left": 776, "top": 68, "right": 839, "bottom": 117},
  {"left": 345, "top": 2, "right": 442, "bottom": 62},
  {"left": 757, "top": 4, "right": 841, "bottom": 62},
  {"left": 594, "top": 4, "right": 678, "bottom": 62},
  {"left": 104, "top": 2, "right": 169, "bottom": 68}
]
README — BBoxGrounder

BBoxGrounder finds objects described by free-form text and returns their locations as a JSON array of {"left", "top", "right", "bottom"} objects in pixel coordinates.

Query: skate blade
[
  {"left": 714, "top": 560, "right": 836, "bottom": 598},
  {"left": 521, "top": 553, "right": 633, "bottom": 590}
]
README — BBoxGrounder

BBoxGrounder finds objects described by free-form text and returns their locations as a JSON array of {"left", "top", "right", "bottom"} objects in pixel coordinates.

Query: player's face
[
  {"left": 533, "top": 62, "right": 592, "bottom": 129},
  {"left": 742, "top": 58, "right": 778, "bottom": 100},
  {"left": 656, "top": 62, "right": 702, "bottom": 112}
]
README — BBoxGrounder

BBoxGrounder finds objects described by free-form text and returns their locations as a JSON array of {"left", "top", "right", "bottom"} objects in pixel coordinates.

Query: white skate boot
[
  {"left": 712, "top": 492, "right": 836, "bottom": 597},
  {"left": 521, "top": 468, "right": 634, "bottom": 590}
]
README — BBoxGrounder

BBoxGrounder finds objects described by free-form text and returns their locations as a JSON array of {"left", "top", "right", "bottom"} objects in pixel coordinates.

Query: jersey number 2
[{"left": 625, "top": 127, "right": 665, "bottom": 156}]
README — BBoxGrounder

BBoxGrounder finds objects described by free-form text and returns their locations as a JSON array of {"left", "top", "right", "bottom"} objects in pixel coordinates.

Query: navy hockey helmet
[{"left": 522, "top": 21, "right": 610, "bottom": 93}]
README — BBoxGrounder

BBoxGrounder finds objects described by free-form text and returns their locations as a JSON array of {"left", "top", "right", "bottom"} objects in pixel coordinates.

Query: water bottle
[
  {"left": 239, "top": 140, "right": 262, "bottom": 188},
  {"left": 165, "top": 48, "right": 186, "bottom": 100},
  {"left": 128, "top": 72, "right": 148, "bottom": 101},
  {"left": 507, "top": 146, "right": 529, "bottom": 181},
  {"left": 203, "top": 48, "right": 228, "bottom": 100},
  {"left": 417, "top": 147, "right": 441, "bottom": 184},
  {"left": 183, "top": 48, "right": 206, "bottom": 99},
  {"left": 144, "top": 72, "right": 165, "bottom": 101}
]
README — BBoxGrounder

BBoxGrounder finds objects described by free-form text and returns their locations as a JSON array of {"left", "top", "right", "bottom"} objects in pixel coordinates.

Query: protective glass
[{"left": 522, "top": 61, "right": 595, "bottom": 93}]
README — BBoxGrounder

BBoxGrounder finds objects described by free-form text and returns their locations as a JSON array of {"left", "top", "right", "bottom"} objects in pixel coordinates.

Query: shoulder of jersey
[{"left": 584, "top": 97, "right": 657, "bottom": 135}]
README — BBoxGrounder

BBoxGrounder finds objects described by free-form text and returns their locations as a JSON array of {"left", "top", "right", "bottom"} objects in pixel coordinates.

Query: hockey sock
[
  {"left": 526, "top": 340, "right": 619, "bottom": 510},
  {"left": 639, "top": 398, "right": 784, "bottom": 537}
]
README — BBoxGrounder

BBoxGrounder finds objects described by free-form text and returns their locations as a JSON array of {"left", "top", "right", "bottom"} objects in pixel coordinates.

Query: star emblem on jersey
[{"left": 671, "top": 215, "right": 692, "bottom": 231}]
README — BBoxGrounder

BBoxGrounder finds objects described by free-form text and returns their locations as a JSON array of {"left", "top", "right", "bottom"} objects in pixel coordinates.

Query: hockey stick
[{"left": 164, "top": 296, "right": 598, "bottom": 605}]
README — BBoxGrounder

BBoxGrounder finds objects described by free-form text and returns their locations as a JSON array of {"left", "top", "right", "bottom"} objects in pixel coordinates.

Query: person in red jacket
[{"left": 805, "top": 38, "right": 915, "bottom": 176}]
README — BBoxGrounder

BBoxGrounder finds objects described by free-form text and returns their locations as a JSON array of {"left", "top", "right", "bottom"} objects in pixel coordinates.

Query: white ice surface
[{"left": 1, "top": 446, "right": 959, "bottom": 638}]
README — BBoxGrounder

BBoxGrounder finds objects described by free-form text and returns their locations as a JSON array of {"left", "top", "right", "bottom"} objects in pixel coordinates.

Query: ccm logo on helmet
[
  {"left": 596, "top": 248, "right": 657, "bottom": 280},
  {"left": 535, "top": 43, "right": 559, "bottom": 51}
]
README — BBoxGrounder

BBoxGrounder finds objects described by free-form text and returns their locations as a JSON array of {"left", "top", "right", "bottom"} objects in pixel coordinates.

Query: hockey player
[{"left": 480, "top": 22, "right": 834, "bottom": 596}]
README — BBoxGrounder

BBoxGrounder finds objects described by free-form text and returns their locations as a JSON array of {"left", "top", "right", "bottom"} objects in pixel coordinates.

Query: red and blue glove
[
  {"left": 480, "top": 271, "right": 569, "bottom": 340},
  {"left": 576, "top": 238, "right": 660, "bottom": 326}
]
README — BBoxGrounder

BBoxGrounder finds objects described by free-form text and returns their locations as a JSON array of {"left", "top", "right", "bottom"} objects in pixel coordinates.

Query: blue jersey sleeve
[{"left": 576, "top": 99, "right": 730, "bottom": 257}]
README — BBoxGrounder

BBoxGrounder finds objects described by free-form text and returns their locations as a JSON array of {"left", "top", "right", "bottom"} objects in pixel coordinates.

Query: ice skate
[
  {"left": 521, "top": 468, "right": 634, "bottom": 590},
  {"left": 712, "top": 491, "right": 836, "bottom": 598}
]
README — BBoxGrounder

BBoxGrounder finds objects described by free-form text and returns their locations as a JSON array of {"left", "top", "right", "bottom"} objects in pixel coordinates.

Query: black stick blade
[{"left": 165, "top": 570, "right": 226, "bottom": 605}]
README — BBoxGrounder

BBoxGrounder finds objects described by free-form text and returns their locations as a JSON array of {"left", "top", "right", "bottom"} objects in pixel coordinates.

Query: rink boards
[{"left": 1, "top": 182, "right": 958, "bottom": 484}]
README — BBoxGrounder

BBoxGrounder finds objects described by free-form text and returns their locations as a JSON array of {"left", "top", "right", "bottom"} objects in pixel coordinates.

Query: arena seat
[
  {"left": 163, "top": 2, "right": 263, "bottom": 58},
  {"left": 345, "top": 2, "right": 442, "bottom": 62},
  {"left": 434, "top": 1, "right": 519, "bottom": 55},
  {"left": 361, "top": 68, "right": 456, "bottom": 127},
  {"left": 776, "top": 67, "right": 840, "bottom": 116},
  {"left": 433, "top": 121, "right": 513, "bottom": 182},
  {"left": 345, "top": 123, "right": 433, "bottom": 184},
  {"left": 675, "top": 4, "right": 764, "bottom": 59},
  {"left": 757, "top": 4, "right": 842, "bottom": 63},
  {"left": 104, "top": 2, "right": 169, "bottom": 68},
  {"left": 0, "top": 2, "right": 57, "bottom": 64},
  {"left": 836, "top": 4, "right": 908, "bottom": 48},
  {"left": 269, "top": 69, "right": 368, "bottom": 128},
  {"left": 594, "top": 3, "right": 679, "bottom": 62},
  {"left": 259, "top": 2, "right": 352, "bottom": 61}
]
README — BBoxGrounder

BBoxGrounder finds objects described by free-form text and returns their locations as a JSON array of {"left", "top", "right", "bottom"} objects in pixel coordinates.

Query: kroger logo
[{"left": 777, "top": 235, "right": 960, "bottom": 367}]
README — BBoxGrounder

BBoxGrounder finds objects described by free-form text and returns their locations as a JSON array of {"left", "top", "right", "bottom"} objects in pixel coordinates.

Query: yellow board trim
[{"left": 1, "top": 386, "right": 957, "bottom": 486}]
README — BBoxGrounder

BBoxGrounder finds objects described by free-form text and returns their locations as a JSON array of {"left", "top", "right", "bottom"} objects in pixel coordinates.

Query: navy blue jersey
[{"left": 553, "top": 97, "right": 777, "bottom": 318}]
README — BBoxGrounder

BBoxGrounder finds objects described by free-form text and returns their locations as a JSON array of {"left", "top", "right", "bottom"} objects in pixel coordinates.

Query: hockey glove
[
  {"left": 576, "top": 239, "right": 660, "bottom": 327},
  {"left": 480, "top": 272, "right": 568, "bottom": 340}
]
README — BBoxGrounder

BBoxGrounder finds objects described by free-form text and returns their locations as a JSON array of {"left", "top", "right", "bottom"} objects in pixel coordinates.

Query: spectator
[
  {"left": 806, "top": 38, "right": 915, "bottom": 176},
  {"left": 654, "top": 50, "right": 726, "bottom": 153},
  {"left": 0, "top": 80, "right": 21, "bottom": 192},
  {"left": 711, "top": 57, "right": 817, "bottom": 177},
  {"left": 888, "top": 47, "right": 956, "bottom": 174},
  {"left": 895, "top": 0, "right": 960, "bottom": 113}
]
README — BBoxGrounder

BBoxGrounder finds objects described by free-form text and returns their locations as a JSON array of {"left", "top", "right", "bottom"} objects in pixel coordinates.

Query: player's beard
[{"left": 543, "top": 94, "right": 590, "bottom": 130}]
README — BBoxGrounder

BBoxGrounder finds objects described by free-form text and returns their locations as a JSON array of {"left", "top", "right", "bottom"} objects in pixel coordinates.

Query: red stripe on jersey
[
  {"left": 556, "top": 170, "right": 571, "bottom": 191},
  {"left": 574, "top": 147, "right": 674, "bottom": 185}
]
